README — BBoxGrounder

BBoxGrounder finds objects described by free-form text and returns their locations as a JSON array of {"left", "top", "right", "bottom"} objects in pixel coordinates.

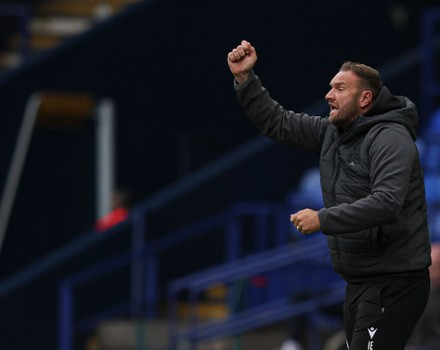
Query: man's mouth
[{"left": 329, "top": 104, "right": 338, "bottom": 115}]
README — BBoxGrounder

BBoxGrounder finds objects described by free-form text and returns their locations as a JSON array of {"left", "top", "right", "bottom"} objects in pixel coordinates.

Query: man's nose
[
  {"left": 325, "top": 90, "right": 333, "bottom": 101},
  {"left": 325, "top": 89, "right": 335, "bottom": 102}
]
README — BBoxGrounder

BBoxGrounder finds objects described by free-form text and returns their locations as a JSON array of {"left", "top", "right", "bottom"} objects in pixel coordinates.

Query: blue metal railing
[
  {"left": 167, "top": 235, "right": 343, "bottom": 350},
  {"left": 58, "top": 251, "right": 132, "bottom": 350},
  {"left": 57, "top": 200, "right": 288, "bottom": 350}
]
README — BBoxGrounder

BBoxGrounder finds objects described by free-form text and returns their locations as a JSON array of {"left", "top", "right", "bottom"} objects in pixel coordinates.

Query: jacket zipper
[
  {"left": 331, "top": 118, "right": 359, "bottom": 267},
  {"left": 332, "top": 117, "right": 359, "bottom": 204}
]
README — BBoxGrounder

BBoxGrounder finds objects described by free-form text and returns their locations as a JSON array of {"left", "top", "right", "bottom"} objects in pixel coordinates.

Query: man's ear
[{"left": 360, "top": 90, "right": 373, "bottom": 109}]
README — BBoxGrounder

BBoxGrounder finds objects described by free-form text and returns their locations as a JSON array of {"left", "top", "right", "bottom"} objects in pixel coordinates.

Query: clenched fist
[
  {"left": 290, "top": 209, "right": 321, "bottom": 235},
  {"left": 227, "top": 40, "right": 257, "bottom": 84}
]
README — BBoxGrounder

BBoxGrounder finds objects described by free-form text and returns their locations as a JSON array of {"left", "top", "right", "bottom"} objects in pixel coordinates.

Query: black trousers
[{"left": 344, "top": 272, "right": 430, "bottom": 350}]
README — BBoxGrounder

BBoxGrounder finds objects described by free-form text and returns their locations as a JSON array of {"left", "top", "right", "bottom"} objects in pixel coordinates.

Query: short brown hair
[{"left": 340, "top": 61, "right": 383, "bottom": 99}]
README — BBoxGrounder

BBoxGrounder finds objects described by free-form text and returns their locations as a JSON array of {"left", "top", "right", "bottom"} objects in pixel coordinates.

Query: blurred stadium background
[{"left": 0, "top": 0, "right": 439, "bottom": 349}]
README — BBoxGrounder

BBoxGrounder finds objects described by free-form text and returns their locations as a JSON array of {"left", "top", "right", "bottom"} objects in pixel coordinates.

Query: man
[{"left": 227, "top": 40, "right": 431, "bottom": 350}]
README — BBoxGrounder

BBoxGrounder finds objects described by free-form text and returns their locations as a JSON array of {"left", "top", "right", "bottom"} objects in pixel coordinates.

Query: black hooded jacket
[{"left": 235, "top": 71, "right": 431, "bottom": 282}]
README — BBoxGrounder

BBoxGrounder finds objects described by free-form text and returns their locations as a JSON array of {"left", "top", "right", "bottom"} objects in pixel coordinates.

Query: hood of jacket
[{"left": 344, "top": 86, "right": 418, "bottom": 142}]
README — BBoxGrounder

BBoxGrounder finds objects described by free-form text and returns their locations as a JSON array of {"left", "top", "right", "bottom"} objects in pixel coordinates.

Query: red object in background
[
  {"left": 95, "top": 207, "right": 129, "bottom": 232},
  {"left": 250, "top": 275, "right": 268, "bottom": 288}
]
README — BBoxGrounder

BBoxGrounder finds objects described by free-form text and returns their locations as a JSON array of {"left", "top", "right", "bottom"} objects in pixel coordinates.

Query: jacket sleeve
[
  {"left": 234, "top": 71, "right": 326, "bottom": 154},
  {"left": 318, "top": 124, "right": 418, "bottom": 234}
]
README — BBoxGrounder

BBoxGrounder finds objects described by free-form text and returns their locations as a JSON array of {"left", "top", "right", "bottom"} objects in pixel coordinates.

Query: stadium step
[{"left": 88, "top": 319, "right": 288, "bottom": 350}]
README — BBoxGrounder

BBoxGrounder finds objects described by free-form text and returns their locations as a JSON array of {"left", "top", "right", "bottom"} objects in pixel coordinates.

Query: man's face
[
  {"left": 430, "top": 245, "right": 440, "bottom": 289},
  {"left": 325, "top": 70, "right": 363, "bottom": 128}
]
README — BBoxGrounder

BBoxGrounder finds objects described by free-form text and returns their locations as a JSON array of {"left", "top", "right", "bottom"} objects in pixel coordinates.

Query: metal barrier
[
  {"left": 57, "top": 200, "right": 287, "bottom": 350},
  {"left": 167, "top": 235, "right": 343, "bottom": 350}
]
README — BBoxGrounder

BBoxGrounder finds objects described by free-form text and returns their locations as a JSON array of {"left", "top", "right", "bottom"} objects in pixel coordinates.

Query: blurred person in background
[{"left": 95, "top": 187, "right": 132, "bottom": 232}]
